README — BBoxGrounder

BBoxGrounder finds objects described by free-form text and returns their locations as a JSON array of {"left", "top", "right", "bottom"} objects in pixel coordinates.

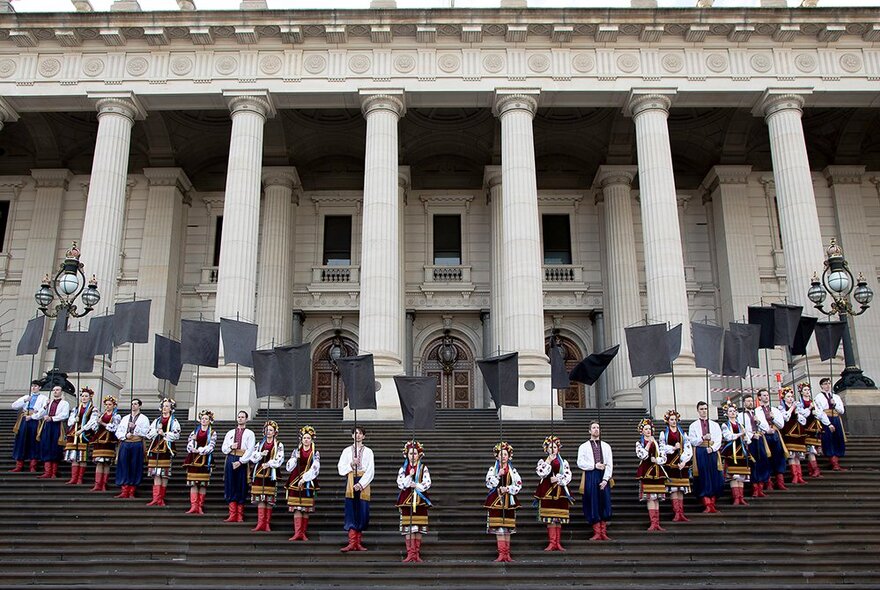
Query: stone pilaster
[
  {"left": 0, "top": 97, "right": 19, "bottom": 132},
  {"left": 484, "top": 165, "right": 504, "bottom": 356}
]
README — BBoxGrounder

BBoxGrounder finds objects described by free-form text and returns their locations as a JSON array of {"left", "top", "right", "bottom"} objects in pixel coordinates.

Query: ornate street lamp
[
  {"left": 438, "top": 329, "right": 458, "bottom": 374},
  {"left": 34, "top": 242, "right": 101, "bottom": 319},
  {"left": 807, "top": 238, "right": 875, "bottom": 392},
  {"left": 328, "top": 329, "right": 345, "bottom": 374}
]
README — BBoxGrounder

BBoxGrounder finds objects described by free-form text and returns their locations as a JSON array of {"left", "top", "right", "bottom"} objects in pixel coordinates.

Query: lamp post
[
  {"left": 34, "top": 242, "right": 101, "bottom": 319},
  {"left": 807, "top": 238, "right": 875, "bottom": 392}
]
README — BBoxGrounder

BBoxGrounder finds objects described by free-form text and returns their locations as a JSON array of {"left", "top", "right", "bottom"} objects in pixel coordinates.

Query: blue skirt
[
  {"left": 581, "top": 470, "right": 612, "bottom": 525},
  {"left": 765, "top": 432, "right": 787, "bottom": 475},
  {"left": 223, "top": 454, "right": 249, "bottom": 503},
  {"left": 821, "top": 416, "right": 846, "bottom": 457},
  {"left": 38, "top": 422, "right": 64, "bottom": 462},
  {"left": 692, "top": 447, "right": 724, "bottom": 498},
  {"left": 12, "top": 419, "right": 40, "bottom": 461},
  {"left": 749, "top": 439, "right": 771, "bottom": 483},
  {"left": 343, "top": 496, "right": 370, "bottom": 532},
  {"left": 115, "top": 441, "right": 144, "bottom": 486}
]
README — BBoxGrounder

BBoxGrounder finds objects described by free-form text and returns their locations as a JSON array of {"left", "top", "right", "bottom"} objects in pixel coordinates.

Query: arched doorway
[
  {"left": 545, "top": 335, "right": 586, "bottom": 409},
  {"left": 420, "top": 332, "right": 474, "bottom": 409},
  {"left": 311, "top": 333, "right": 357, "bottom": 409}
]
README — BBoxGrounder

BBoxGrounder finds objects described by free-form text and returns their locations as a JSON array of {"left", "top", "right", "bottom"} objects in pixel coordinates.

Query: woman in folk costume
[
  {"left": 183, "top": 410, "right": 217, "bottom": 515},
  {"left": 245, "top": 420, "right": 285, "bottom": 532},
  {"left": 35, "top": 385, "right": 71, "bottom": 479},
  {"left": 814, "top": 377, "right": 846, "bottom": 470},
  {"left": 798, "top": 383, "right": 831, "bottom": 479},
  {"left": 396, "top": 440, "right": 432, "bottom": 563},
  {"left": 534, "top": 435, "right": 573, "bottom": 552},
  {"left": 64, "top": 387, "right": 98, "bottom": 485},
  {"left": 285, "top": 425, "right": 320, "bottom": 542},
  {"left": 721, "top": 400, "right": 752, "bottom": 506},
  {"left": 659, "top": 409, "right": 693, "bottom": 522},
  {"left": 779, "top": 387, "right": 808, "bottom": 485},
  {"left": 484, "top": 441, "right": 522, "bottom": 563},
  {"left": 89, "top": 395, "right": 120, "bottom": 492},
  {"left": 10, "top": 380, "right": 48, "bottom": 473},
  {"left": 145, "top": 398, "right": 181, "bottom": 507},
  {"left": 635, "top": 418, "right": 668, "bottom": 532}
]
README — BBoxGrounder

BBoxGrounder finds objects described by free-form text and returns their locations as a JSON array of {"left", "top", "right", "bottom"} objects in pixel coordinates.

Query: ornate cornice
[
  {"left": 823, "top": 165, "right": 865, "bottom": 186},
  {"left": 360, "top": 90, "right": 405, "bottom": 119},
  {"left": 493, "top": 90, "right": 539, "bottom": 119}
]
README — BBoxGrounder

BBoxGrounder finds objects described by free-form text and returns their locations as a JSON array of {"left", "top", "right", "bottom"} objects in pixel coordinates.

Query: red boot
[
  {"left": 600, "top": 521, "right": 611, "bottom": 541},
  {"left": 236, "top": 503, "right": 245, "bottom": 522},
  {"left": 127, "top": 485, "right": 137, "bottom": 498},
  {"left": 340, "top": 529, "right": 357, "bottom": 552},
  {"left": 186, "top": 488, "right": 199, "bottom": 514},
  {"left": 100, "top": 472, "right": 110, "bottom": 491},
  {"left": 157, "top": 486, "right": 168, "bottom": 507},
  {"left": 554, "top": 526, "right": 566, "bottom": 551},
  {"left": 732, "top": 487, "right": 749, "bottom": 506},
  {"left": 353, "top": 530, "right": 366, "bottom": 551},
  {"left": 501, "top": 539, "right": 513, "bottom": 562},
  {"left": 589, "top": 522, "right": 603, "bottom": 541},
  {"left": 412, "top": 537, "right": 423, "bottom": 563},
  {"left": 808, "top": 458, "right": 823, "bottom": 478},
  {"left": 701, "top": 496, "right": 712, "bottom": 513},
  {"left": 765, "top": 477, "right": 774, "bottom": 491},
  {"left": 114, "top": 485, "right": 129, "bottom": 498},
  {"left": 402, "top": 537, "right": 414, "bottom": 562},
  {"left": 775, "top": 473, "right": 788, "bottom": 490},
  {"left": 196, "top": 493, "right": 205, "bottom": 515},
  {"left": 300, "top": 517, "right": 310, "bottom": 541},
  {"left": 707, "top": 497, "right": 719, "bottom": 513},
  {"left": 672, "top": 498, "right": 690, "bottom": 522},
  {"left": 65, "top": 464, "right": 78, "bottom": 485},
  {"left": 9, "top": 461, "right": 23, "bottom": 473},
  {"left": 289, "top": 517, "right": 302, "bottom": 541},
  {"left": 251, "top": 506, "right": 265, "bottom": 532},
  {"left": 647, "top": 508, "right": 666, "bottom": 532},
  {"left": 791, "top": 463, "right": 807, "bottom": 485},
  {"left": 493, "top": 537, "right": 505, "bottom": 562},
  {"left": 29, "top": 460, "right": 38, "bottom": 473},
  {"left": 224, "top": 502, "right": 238, "bottom": 522},
  {"left": 262, "top": 508, "right": 273, "bottom": 532},
  {"left": 146, "top": 484, "right": 161, "bottom": 506},
  {"left": 75, "top": 464, "right": 85, "bottom": 484},
  {"left": 37, "top": 461, "right": 52, "bottom": 479},
  {"left": 830, "top": 456, "right": 843, "bottom": 471},
  {"left": 543, "top": 527, "right": 555, "bottom": 551},
  {"left": 90, "top": 470, "right": 102, "bottom": 491}
]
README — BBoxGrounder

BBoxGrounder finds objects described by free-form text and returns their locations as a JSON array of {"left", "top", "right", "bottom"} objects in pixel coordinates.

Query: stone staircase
[{"left": 1, "top": 407, "right": 878, "bottom": 588}]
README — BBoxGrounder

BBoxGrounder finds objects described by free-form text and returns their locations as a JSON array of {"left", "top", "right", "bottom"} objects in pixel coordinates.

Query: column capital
[
  {"left": 823, "top": 165, "right": 866, "bottom": 186},
  {"left": 492, "top": 89, "right": 539, "bottom": 119},
  {"left": 30, "top": 168, "right": 73, "bottom": 190},
  {"left": 701, "top": 165, "right": 753, "bottom": 193},
  {"left": 0, "top": 97, "right": 19, "bottom": 130},
  {"left": 624, "top": 89, "right": 676, "bottom": 118},
  {"left": 592, "top": 164, "right": 638, "bottom": 191},
  {"left": 261, "top": 166, "right": 300, "bottom": 190},
  {"left": 144, "top": 167, "right": 193, "bottom": 193},
  {"left": 88, "top": 91, "right": 146, "bottom": 121},
  {"left": 223, "top": 90, "right": 275, "bottom": 119},
  {"left": 483, "top": 165, "right": 503, "bottom": 189},
  {"left": 359, "top": 89, "right": 406, "bottom": 118},
  {"left": 754, "top": 89, "right": 812, "bottom": 119}
]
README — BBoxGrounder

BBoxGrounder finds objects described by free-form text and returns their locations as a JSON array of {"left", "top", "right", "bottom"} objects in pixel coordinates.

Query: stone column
[
  {"left": 593, "top": 165, "right": 641, "bottom": 407},
  {"left": 493, "top": 89, "right": 554, "bottom": 420},
  {"left": 405, "top": 310, "right": 415, "bottom": 376},
  {"left": 484, "top": 165, "right": 504, "bottom": 355},
  {"left": 356, "top": 90, "right": 405, "bottom": 419},
  {"left": 758, "top": 91, "right": 825, "bottom": 309},
  {"left": 256, "top": 167, "right": 299, "bottom": 349},
  {"left": 79, "top": 93, "right": 143, "bottom": 310}
]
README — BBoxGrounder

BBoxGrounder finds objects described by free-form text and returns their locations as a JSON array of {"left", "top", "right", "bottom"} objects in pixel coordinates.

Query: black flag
[
  {"left": 153, "top": 335, "right": 183, "bottom": 385},
  {"left": 477, "top": 352, "right": 519, "bottom": 409},
  {"left": 394, "top": 375, "right": 438, "bottom": 432},
  {"left": 54, "top": 331, "right": 94, "bottom": 373},
  {"left": 747, "top": 306, "right": 776, "bottom": 349},
  {"left": 569, "top": 345, "right": 620, "bottom": 386},
  {"left": 252, "top": 349, "right": 279, "bottom": 398},
  {"left": 16, "top": 315, "right": 45, "bottom": 356},
  {"left": 691, "top": 322, "right": 723, "bottom": 374},
  {"left": 721, "top": 330, "right": 748, "bottom": 378},
  {"left": 772, "top": 303, "right": 803, "bottom": 348},
  {"left": 814, "top": 321, "right": 846, "bottom": 362},
  {"left": 337, "top": 354, "right": 377, "bottom": 411},
  {"left": 625, "top": 323, "right": 671, "bottom": 377},
  {"left": 666, "top": 324, "right": 683, "bottom": 366},
  {"left": 87, "top": 315, "right": 114, "bottom": 358},
  {"left": 549, "top": 344, "right": 570, "bottom": 389},
  {"left": 113, "top": 300, "right": 151, "bottom": 346},
  {"left": 220, "top": 318, "right": 259, "bottom": 368},
  {"left": 789, "top": 316, "right": 819, "bottom": 357},
  {"left": 180, "top": 319, "right": 220, "bottom": 368},
  {"left": 47, "top": 309, "right": 68, "bottom": 350},
  {"left": 275, "top": 343, "right": 312, "bottom": 404},
  {"left": 729, "top": 322, "right": 761, "bottom": 369}
]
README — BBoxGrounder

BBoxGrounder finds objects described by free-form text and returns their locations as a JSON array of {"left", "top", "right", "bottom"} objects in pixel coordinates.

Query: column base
[
  {"left": 642, "top": 363, "right": 708, "bottom": 421},
  {"left": 840, "top": 387, "right": 880, "bottom": 435},
  {"left": 609, "top": 388, "right": 644, "bottom": 408},
  {"left": 191, "top": 366, "right": 257, "bottom": 421}
]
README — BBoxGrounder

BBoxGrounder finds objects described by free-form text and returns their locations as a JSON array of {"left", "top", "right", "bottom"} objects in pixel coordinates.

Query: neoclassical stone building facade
[{"left": 0, "top": 2, "right": 879, "bottom": 419}]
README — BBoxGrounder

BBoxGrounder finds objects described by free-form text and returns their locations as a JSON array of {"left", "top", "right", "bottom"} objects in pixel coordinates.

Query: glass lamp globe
[
  {"left": 854, "top": 279, "right": 874, "bottom": 306},
  {"left": 34, "top": 285, "right": 54, "bottom": 308},
  {"left": 807, "top": 281, "right": 827, "bottom": 305},
  {"left": 827, "top": 270, "right": 851, "bottom": 295},
  {"left": 81, "top": 284, "right": 100, "bottom": 308},
  {"left": 56, "top": 272, "right": 80, "bottom": 296}
]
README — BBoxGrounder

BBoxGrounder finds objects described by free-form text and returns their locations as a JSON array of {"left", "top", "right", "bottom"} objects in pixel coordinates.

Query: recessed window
[
  {"left": 433, "top": 214, "right": 462, "bottom": 265},
  {"left": 212, "top": 215, "right": 223, "bottom": 267},
  {"left": 323, "top": 215, "right": 353, "bottom": 266},
  {"left": 542, "top": 214, "right": 572, "bottom": 265}
]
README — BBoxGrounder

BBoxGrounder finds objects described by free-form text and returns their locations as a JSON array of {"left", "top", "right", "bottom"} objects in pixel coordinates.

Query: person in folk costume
[
  {"left": 114, "top": 398, "right": 150, "bottom": 498},
  {"left": 721, "top": 399, "right": 753, "bottom": 506},
  {"left": 484, "top": 441, "right": 522, "bottom": 563},
  {"left": 757, "top": 388, "right": 789, "bottom": 491},
  {"left": 63, "top": 387, "right": 98, "bottom": 485},
  {"left": 89, "top": 395, "right": 121, "bottom": 492},
  {"left": 34, "top": 385, "right": 71, "bottom": 479},
  {"left": 244, "top": 420, "right": 285, "bottom": 533},
  {"left": 221, "top": 410, "right": 255, "bottom": 523},
  {"left": 797, "top": 383, "right": 831, "bottom": 479},
  {"left": 183, "top": 409, "right": 217, "bottom": 515},
  {"left": 738, "top": 393, "right": 771, "bottom": 498},
  {"left": 145, "top": 397, "right": 181, "bottom": 507},
  {"left": 687, "top": 401, "right": 724, "bottom": 513},
  {"left": 396, "top": 440, "right": 432, "bottom": 563},
  {"left": 338, "top": 426, "right": 374, "bottom": 552},
  {"left": 285, "top": 425, "right": 320, "bottom": 542},
  {"left": 814, "top": 377, "right": 846, "bottom": 470},
  {"left": 9, "top": 380, "right": 48, "bottom": 473},
  {"left": 534, "top": 435, "right": 573, "bottom": 552},
  {"left": 577, "top": 421, "right": 613, "bottom": 541},
  {"left": 659, "top": 409, "right": 693, "bottom": 522},
  {"left": 779, "top": 386, "right": 808, "bottom": 485},
  {"left": 635, "top": 418, "right": 668, "bottom": 531}
]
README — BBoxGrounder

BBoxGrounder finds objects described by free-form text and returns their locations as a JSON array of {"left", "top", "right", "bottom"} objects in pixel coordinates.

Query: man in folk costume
[
  {"left": 687, "top": 401, "right": 724, "bottom": 513},
  {"left": 739, "top": 393, "right": 771, "bottom": 498},
  {"left": 243, "top": 420, "right": 285, "bottom": 532},
  {"left": 145, "top": 398, "right": 181, "bottom": 507},
  {"left": 484, "top": 441, "right": 521, "bottom": 562},
  {"left": 636, "top": 418, "right": 668, "bottom": 532},
  {"left": 338, "top": 426, "right": 374, "bottom": 552},
  {"left": 34, "top": 385, "right": 71, "bottom": 479},
  {"left": 721, "top": 399, "right": 752, "bottom": 506},
  {"left": 757, "top": 388, "right": 788, "bottom": 491},
  {"left": 577, "top": 421, "right": 613, "bottom": 541},
  {"left": 285, "top": 425, "right": 320, "bottom": 542},
  {"left": 89, "top": 395, "right": 121, "bottom": 492},
  {"left": 396, "top": 440, "right": 432, "bottom": 563},
  {"left": 659, "top": 409, "right": 693, "bottom": 522},
  {"left": 10, "top": 380, "right": 48, "bottom": 473},
  {"left": 64, "top": 387, "right": 98, "bottom": 485},
  {"left": 814, "top": 377, "right": 846, "bottom": 470},
  {"left": 534, "top": 435, "right": 573, "bottom": 551},
  {"left": 798, "top": 383, "right": 830, "bottom": 478},
  {"left": 221, "top": 410, "right": 255, "bottom": 523},
  {"left": 183, "top": 409, "right": 217, "bottom": 515},
  {"left": 114, "top": 398, "right": 150, "bottom": 498}
]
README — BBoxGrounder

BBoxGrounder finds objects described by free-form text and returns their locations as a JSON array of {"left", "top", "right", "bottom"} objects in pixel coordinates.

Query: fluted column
[
  {"left": 594, "top": 165, "right": 641, "bottom": 406},
  {"left": 214, "top": 92, "right": 274, "bottom": 324},
  {"left": 256, "top": 167, "right": 299, "bottom": 348},
  {"left": 627, "top": 91, "right": 692, "bottom": 355},
  {"left": 79, "top": 94, "right": 143, "bottom": 310},
  {"left": 759, "top": 92, "right": 825, "bottom": 308},
  {"left": 484, "top": 165, "right": 504, "bottom": 355}
]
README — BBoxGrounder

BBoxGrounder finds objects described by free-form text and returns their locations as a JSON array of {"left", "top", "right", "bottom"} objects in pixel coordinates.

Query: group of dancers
[{"left": 9, "top": 376, "right": 846, "bottom": 563}]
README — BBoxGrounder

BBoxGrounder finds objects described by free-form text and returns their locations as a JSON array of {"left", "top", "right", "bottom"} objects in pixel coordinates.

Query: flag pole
[
  {"left": 129, "top": 293, "right": 136, "bottom": 408},
  {"left": 193, "top": 311, "right": 203, "bottom": 415}
]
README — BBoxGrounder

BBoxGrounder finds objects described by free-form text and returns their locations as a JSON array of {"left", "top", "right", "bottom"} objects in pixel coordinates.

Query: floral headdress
[
  {"left": 779, "top": 386, "right": 793, "bottom": 401},
  {"left": 542, "top": 435, "right": 562, "bottom": 452},
  {"left": 493, "top": 441, "right": 513, "bottom": 458},
  {"left": 263, "top": 420, "right": 279, "bottom": 434},
  {"left": 663, "top": 409, "right": 680, "bottom": 424},
  {"left": 80, "top": 386, "right": 95, "bottom": 397},
  {"left": 198, "top": 409, "right": 214, "bottom": 423},
  {"left": 403, "top": 440, "right": 424, "bottom": 457},
  {"left": 637, "top": 417, "right": 653, "bottom": 433},
  {"left": 102, "top": 395, "right": 117, "bottom": 406},
  {"left": 160, "top": 397, "right": 177, "bottom": 411},
  {"left": 300, "top": 425, "right": 316, "bottom": 439},
  {"left": 797, "top": 381, "right": 812, "bottom": 394}
]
